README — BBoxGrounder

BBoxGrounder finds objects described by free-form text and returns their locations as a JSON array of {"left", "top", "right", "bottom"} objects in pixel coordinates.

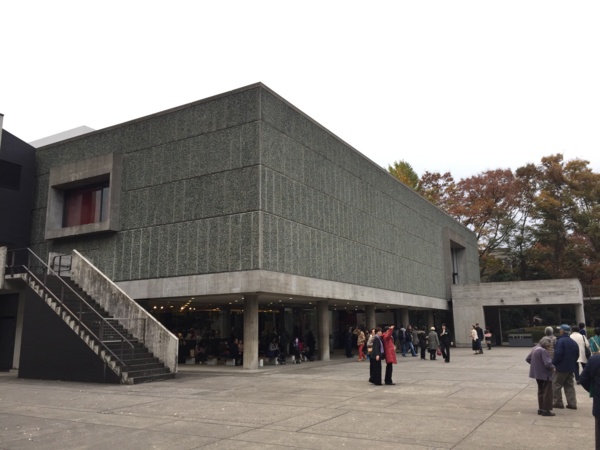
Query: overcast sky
[{"left": 2, "top": 1, "right": 599, "bottom": 180}]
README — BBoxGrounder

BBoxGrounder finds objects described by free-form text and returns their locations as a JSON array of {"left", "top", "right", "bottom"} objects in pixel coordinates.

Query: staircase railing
[{"left": 5, "top": 248, "right": 136, "bottom": 367}]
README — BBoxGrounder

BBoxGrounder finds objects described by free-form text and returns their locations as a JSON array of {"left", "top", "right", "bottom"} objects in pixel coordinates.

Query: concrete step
[{"left": 128, "top": 372, "right": 176, "bottom": 385}]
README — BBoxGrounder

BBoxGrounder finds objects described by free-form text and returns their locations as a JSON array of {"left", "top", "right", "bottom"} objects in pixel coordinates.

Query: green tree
[{"left": 387, "top": 160, "right": 420, "bottom": 190}]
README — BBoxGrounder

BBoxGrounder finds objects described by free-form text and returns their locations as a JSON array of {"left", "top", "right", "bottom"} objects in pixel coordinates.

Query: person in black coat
[
  {"left": 439, "top": 323, "right": 453, "bottom": 363},
  {"left": 345, "top": 326, "right": 355, "bottom": 358},
  {"left": 580, "top": 353, "right": 600, "bottom": 448},
  {"left": 552, "top": 324, "right": 580, "bottom": 409},
  {"left": 369, "top": 327, "right": 384, "bottom": 385}
]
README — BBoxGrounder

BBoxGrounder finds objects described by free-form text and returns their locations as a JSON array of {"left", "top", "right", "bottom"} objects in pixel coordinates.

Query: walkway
[{"left": 0, "top": 346, "right": 595, "bottom": 449}]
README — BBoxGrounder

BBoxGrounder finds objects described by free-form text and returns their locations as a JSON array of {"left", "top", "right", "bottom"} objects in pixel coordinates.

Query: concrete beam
[{"left": 118, "top": 270, "right": 450, "bottom": 310}]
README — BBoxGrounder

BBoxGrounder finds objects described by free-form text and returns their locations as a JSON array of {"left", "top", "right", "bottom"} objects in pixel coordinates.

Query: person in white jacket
[{"left": 570, "top": 325, "right": 590, "bottom": 383}]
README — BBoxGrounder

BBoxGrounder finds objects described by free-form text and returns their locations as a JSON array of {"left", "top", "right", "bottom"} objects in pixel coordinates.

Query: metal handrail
[
  {"left": 6, "top": 248, "right": 136, "bottom": 367},
  {"left": 51, "top": 254, "right": 72, "bottom": 277}
]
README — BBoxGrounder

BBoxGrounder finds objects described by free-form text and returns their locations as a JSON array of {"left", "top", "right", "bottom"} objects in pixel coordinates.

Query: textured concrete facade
[{"left": 29, "top": 84, "right": 480, "bottom": 303}]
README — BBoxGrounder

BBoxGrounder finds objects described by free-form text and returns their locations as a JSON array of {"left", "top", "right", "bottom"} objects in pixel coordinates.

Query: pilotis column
[
  {"left": 243, "top": 295, "right": 259, "bottom": 370},
  {"left": 317, "top": 301, "right": 330, "bottom": 361}
]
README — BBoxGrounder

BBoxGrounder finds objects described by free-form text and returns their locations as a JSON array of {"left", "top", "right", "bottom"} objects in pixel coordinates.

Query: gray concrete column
[
  {"left": 401, "top": 309, "right": 410, "bottom": 328},
  {"left": 317, "top": 301, "right": 330, "bottom": 361},
  {"left": 243, "top": 295, "right": 259, "bottom": 370},
  {"left": 12, "top": 290, "right": 25, "bottom": 369},
  {"left": 0, "top": 246, "right": 6, "bottom": 289},
  {"left": 221, "top": 307, "right": 232, "bottom": 338},
  {"left": 365, "top": 304, "right": 376, "bottom": 330},
  {"left": 575, "top": 303, "right": 586, "bottom": 327},
  {"left": 427, "top": 311, "right": 435, "bottom": 330}
]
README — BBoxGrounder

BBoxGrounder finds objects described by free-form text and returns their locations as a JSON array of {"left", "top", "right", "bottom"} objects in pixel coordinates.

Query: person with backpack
[{"left": 589, "top": 328, "right": 600, "bottom": 356}]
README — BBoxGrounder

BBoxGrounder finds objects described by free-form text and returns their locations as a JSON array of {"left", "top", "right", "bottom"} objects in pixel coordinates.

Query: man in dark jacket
[
  {"left": 552, "top": 324, "right": 580, "bottom": 409},
  {"left": 475, "top": 323, "right": 484, "bottom": 354},
  {"left": 580, "top": 354, "right": 600, "bottom": 448},
  {"left": 369, "top": 327, "right": 384, "bottom": 385}
]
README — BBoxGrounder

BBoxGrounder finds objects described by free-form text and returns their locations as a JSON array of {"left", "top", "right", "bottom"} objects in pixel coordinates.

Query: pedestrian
[
  {"left": 590, "top": 327, "right": 600, "bottom": 356},
  {"left": 382, "top": 325, "right": 397, "bottom": 385},
  {"left": 484, "top": 327, "right": 492, "bottom": 350},
  {"left": 412, "top": 326, "right": 420, "bottom": 354},
  {"left": 570, "top": 325, "right": 590, "bottom": 383},
  {"left": 369, "top": 327, "right": 384, "bottom": 385},
  {"left": 417, "top": 326, "right": 427, "bottom": 360},
  {"left": 552, "top": 324, "right": 579, "bottom": 410},
  {"left": 526, "top": 336, "right": 556, "bottom": 416},
  {"left": 345, "top": 326, "right": 354, "bottom": 358},
  {"left": 397, "top": 325, "right": 406, "bottom": 354},
  {"left": 428, "top": 326, "right": 440, "bottom": 360},
  {"left": 471, "top": 325, "right": 480, "bottom": 355},
  {"left": 544, "top": 326, "right": 557, "bottom": 359},
  {"left": 356, "top": 327, "right": 366, "bottom": 361},
  {"left": 475, "top": 323, "right": 484, "bottom": 354},
  {"left": 403, "top": 325, "right": 417, "bottom": 357},
  {"left": 366, "top": 328, "right": 375, "bottom": 361},
  {"left": 439, "top": 323, "right": 453, "bottom": 363},
  {"left": 579, "top": 354, "right": 600, "bottom": 449}
]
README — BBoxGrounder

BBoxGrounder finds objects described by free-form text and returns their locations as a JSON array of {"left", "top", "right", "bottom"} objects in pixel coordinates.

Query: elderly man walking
[{"left": 552, "top": 324, "right": 580, "bottom": 410}]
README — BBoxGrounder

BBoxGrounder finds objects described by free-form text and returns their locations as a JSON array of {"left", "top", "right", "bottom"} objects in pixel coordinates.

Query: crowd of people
[
  {"left": 526, "top": 323, "right": 596, "bottom": 418},
  {"left": 176, "top": 328, "right": 244, "bottom": 365},
  {"left": 525, "top": 321, "right": 600, "bottom": 448},
  {"left": 353, "top": 323, "right": 455, "bottom": 386},
  {"left": 175, "top": 326, "right": 318, "bottom": 366}
]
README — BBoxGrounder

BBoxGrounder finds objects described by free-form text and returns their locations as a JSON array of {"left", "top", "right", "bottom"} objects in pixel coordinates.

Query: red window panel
[{"left": 63, "top": 184, "right": 109, "bottom": 227}]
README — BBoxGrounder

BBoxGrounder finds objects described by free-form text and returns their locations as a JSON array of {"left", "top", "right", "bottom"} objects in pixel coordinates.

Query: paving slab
[{"left": 0, "top": 346, "right": 595, "bottom": 449}]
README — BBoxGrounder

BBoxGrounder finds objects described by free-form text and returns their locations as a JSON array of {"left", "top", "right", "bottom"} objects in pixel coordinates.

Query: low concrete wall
[
  {"left": 70, "top": 250, "right": 178, "bottom": 374},
  {"left": 452, "top": 279, "right": 584, "bottom": 348}
]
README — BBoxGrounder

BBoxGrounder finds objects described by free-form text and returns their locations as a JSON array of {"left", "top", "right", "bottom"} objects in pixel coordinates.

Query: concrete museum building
[{"left": 0, "top": 84, "right": 585, "bottom": 383}]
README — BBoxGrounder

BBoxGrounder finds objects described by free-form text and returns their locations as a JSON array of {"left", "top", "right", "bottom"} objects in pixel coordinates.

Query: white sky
[{"left": 2, "top": 1, "right": 599, "bottom": 180}]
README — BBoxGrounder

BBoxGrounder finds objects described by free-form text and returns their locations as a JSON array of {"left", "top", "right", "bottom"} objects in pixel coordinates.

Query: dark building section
[
  {"left": 0, "top": 293, "right": 18, "bottom": 371},
  {"left": 18, "top": 287, "right": 120, "bottom": 383},
  {"left": 0, "top": 129, "right": 36, "bottom": 249}
]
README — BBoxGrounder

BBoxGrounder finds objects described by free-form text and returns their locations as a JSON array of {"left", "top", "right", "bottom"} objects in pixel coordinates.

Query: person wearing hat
[
  {"left": 428, "top": 326, "right": 440, "bottom": 360},
  {"left": 552, "top": 324, "right": 580, "bottom": 410}
]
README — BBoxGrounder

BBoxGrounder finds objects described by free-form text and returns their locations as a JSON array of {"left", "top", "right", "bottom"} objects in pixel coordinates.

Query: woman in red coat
[{"left": 382, "top": 325, "right": 398, "bottom": 385}]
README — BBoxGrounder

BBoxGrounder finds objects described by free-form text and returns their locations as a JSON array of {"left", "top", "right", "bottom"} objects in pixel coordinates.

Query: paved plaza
[{"left": 0, "top": 346, "right": 595, "bottom": 449}]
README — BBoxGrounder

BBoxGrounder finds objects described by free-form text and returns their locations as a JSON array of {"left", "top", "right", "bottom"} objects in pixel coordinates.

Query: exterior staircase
[{"left": 7, "top": 248, "right": 176, "bottom": 384}]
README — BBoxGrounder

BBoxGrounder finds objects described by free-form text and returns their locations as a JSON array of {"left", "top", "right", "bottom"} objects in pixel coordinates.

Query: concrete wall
[
  {"left": 29, "top": 83, "right": 479, "bottom": 302},
  {"left": 259, "top": 88, "right": 479, "bottom": 298},
  {"left": 30, "top": 85, "right": 262, "bottom": 282},
  {"left": 452, "top": 279, "right": 584, "bottom": 347}
]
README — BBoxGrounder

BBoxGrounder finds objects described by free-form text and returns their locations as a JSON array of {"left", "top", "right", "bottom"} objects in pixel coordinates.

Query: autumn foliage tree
[{"left": 390, "top": 154, "right": 600, "bottom": 291}]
